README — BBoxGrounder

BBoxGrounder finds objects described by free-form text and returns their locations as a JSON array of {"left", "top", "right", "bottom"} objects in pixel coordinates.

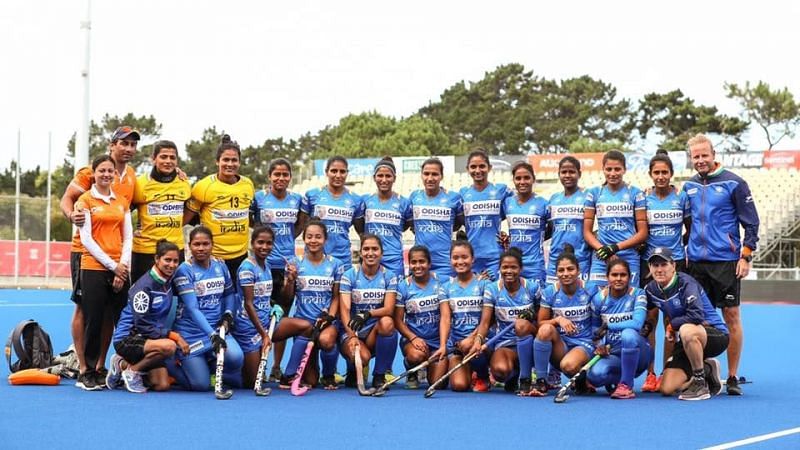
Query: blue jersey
[
  {"left": 113, "top": 269, "right": 175, "bottom": 342},
  {"left": 541, "top": 283, "right": 595, "bottom": 346},
  {"left": 440, "top": 276, "right": 488, "bottom": 342},
  {"left": 173, "top": 258, "right": 236, "bottom": 352},
  {"left": 548, "top": 189, "right": 591, "bottom": 267},
  {"left": 410, "top": 189, "right": 463, "bottom": 276},
  {"left": 644, "top": 273, "right": 728, "bottom": 334},
  {"left": 460, "top": 183, "right": 511, "bottom": 271},
  {"left": 362, "top": 193, "right": 412, "bottom": 276},
  {"left": 232, "top": 258, "right": 273, "bottom": 340},
  {"left": 340, "top": 265, "right": 397, "bottom": 330},
  {"left": 645, "top": 188, "right": 689, "bottom": 260},
  {"left": 301, "top": 187, "right": 363, "bottom": 269},
  {"left": 396, "top": 275, "right": 445, "bottom": 343},
  {"left": 584, "top": 183, "right": 646, "bottom": 259},
  {"left": 251, "top": 189, "right": 302, "bottom": 269},
  {"left": 683, "top": 166, "right": 760, "bottom": 262},
  {"left": 503, "top": 194, "right": 548, "bottom": 280},
  {"left": 290, "top": 255, "right": 344, "bottom": 321},
  {"left": 590, "top": 286, "right": 647, "bottom": 353},
  {"left": 483, "top": 278, "right": 541, "bottom": 345}
]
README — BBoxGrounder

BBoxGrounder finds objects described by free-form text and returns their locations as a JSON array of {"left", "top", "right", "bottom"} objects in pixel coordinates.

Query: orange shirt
[
  {"left": 75, "top": 187, "right": 129, "bottom": 271},
  {"left": 69, "top": 165, "right": 135, "bottom": 253}
]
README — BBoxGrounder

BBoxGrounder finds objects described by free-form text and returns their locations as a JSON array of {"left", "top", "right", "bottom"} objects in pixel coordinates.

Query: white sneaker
[
  {"left": 106, "top": 354, "right": 124, "bottom": 389},
  {"left": 122, "top": 368, "right": 147, "bottom": 394}
]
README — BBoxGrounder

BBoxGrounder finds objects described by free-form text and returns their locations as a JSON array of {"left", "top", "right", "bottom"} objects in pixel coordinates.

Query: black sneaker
[
  {"left": 320, "top": 374, "right": 337, "bottom": 389},
  {"left": 372, "top": 373, "right": 386, "bottom": 390},
  {"left": 405, "top": 372, "right": 420, "bottom": 389},
  {"left": 726, "top": 375, "right": 743, "bottom": 396},
  {"left": 679, "top": 377, "right": 710, "bottom": 401},
  {"left": 278, "top": 374, "right": 295, "bottom": 390},
  {"left": 504, "top": 376, "right": 518, "bottom": 393},
  {"left": 344, "top": 370, "right": 356, "bottom": 388},
  {"left": 517, "top": 377, "right": 532, "bottom": 396},
  {"left": 93, "top": 369, "right": 109, "bottom": 390},
  {"left": 704, "top": 358, "right": 722, "bottom": 396},
  {"left": 77, "top": 371, "right": 102, "bottom": 391}
]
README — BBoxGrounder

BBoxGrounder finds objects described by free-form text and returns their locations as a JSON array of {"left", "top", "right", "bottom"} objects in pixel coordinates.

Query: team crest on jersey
[
  {"left": 132, "top": 291, "right": 150, "bottom": 313},
  {"left": 714, "top": 186, "right": 724, "bottom": 194},
  {"left": 622, "top": 193, "right": 630, "bottom": 201}
]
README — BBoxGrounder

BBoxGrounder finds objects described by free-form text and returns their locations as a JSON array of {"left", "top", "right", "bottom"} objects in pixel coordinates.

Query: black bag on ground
[{"left": 5, "top": 320, "right": 54, "bottom": 373}]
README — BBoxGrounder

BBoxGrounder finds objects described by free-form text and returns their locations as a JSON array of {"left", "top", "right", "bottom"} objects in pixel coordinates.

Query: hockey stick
[
  {"left": 372, "top": 347, "right": 455, "bottom": 397},
  {"left": 290, "top": 325, "right": 322, "bottom": 397},
  {"left": 214, "top": 326, "right": 233, "bottom": 400},
  {"left": 424, "top": 322, "right": 516, "bottom": 399},
  {"left": 254, "top": 318, "right": 279, "bottom": 396},
  {"left": 553, "top": 353, "right": 603, "bottom": 403},
  {"left": 354, "top": 339, "right": 377, "bottom": 396}
]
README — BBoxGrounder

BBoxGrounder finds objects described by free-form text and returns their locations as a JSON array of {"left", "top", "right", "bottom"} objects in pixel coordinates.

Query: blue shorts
[
  {"left": 561, "top": 337, "right": 593, "bottom": 358},
  {"left": 472, "top": 257, "right": 499, "bottom": 281},
  {"left": 399, "top": 335, "right": 440, "bottom": 352},
  {"left": 231, "top": 319, "right": 272, "bottom": 354},
  {"left": 381, "top": 256, "right": 405, "bottom": 279},
  {"left": 336, "top": 319, "right": 376, "bottom": 345},
  {"left": 588, "top": 251, "right": 640, "bottom": 288},
  {"left": 546, "top": 261, "right": 590, "bottom": 286},
  {"left": 521, "top": 267, "right": 546, "bottom": 286},
  {"left": 431, "top": 265, "right": 454, "bottom": 279}
]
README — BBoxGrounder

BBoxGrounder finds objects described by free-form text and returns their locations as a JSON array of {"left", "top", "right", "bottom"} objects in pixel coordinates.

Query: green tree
[
  {"left": 725, "top": 81, "right": 800, "bottom": 150},
  {"left": 568, "top": 138, "right": 630, "bottom": 153},
  {"left": 636, "top": 90, "right": 748, "bottom": 151},
  {"left": 183, "top": 127, "right": 225, "bottom": 180}
]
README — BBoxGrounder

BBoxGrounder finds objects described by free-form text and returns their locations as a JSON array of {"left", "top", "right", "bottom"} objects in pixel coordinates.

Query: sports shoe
[
  {"left": 547, "top": 370, "right": 562, "bottom": 390},
  {"left": 679, "top": 377, "right": 710, "bottom": 401},
  {"left": 528, "top": 378, "right": 549, "bottom": 397},
  {"left": 471, "top": 372, "right": 490, "bottom": 393},
  {"left": 122, "top": 368, "right": 147, "bottom": 393},
  {"left": 76, "top": 371, "right": 102, "bottom": 391},
  {"left": 372, "top": 373, "right": 387, "bottom": 390},
  {"left": 704, "top": 358, "right": 722, "bottom": 396},
  {"left": 726, "top": 375, "right": 743, "bottom": 396},
  {"left": 610, "top": 382, "right": 636, "bottom": 399},
  {"left": 504, "top": 376, "right": 518, "bottom": 393},
  {"left": 106, "top": 354, "right": 124, "bottom": 390},
  {"left": 642, "top": 372, "right": 659, "bottom": 392},
  {"left": 384, "top": 369, "right": 396, "bottom": 383},
  {"left": 334, "top": 372, "right": 345, "bottom": 385},
  {"left": 405, "top": 372, "right": 420, "bottom": 390},
  {"left": 268, "top": 366, "right": 282, "bottom": 383},
  {"left": 344, "top": 370, "right": 356, "bottom": 388},
  {"left": 574, "top": 372, "right": 596, "bottom": 395},
  {"left": 320, "top": 374, "right": 337, "bottom": 390},
  {"left": 517, "top": 377, "right": 532, "bottom": 396},
  {"left": 278, "top": 374, "right": 295, "bottom": 390}
]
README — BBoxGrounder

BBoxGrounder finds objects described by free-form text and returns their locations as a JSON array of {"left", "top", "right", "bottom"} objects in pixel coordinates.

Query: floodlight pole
[{"left": 75, "top": 0, "right": 91, "bottom": 173}]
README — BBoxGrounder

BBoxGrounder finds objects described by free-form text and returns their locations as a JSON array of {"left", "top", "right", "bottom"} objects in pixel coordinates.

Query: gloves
[
  {"left": 639, "top": 321, "right": 653, "bottom": 338},
  {"left": 216, "top": 311, "right": 234, "bottom": 332},
  {"left": 210, "top": 332, "right": 227, "bottom": 353},
  {"left": 517, "top": 308, "right": 536, "bottom": 322},
  {"left": 316, "top": 311, "right": 335, "bottom": 330},
  {"left": 592, "top": 322, "right": 608, "bottom": 341},
  {"left": 348, "top": 311, "right": 371, "bottom": 332},
  {"left": 270, "top": 305, "right": 284, "bottom": 322},
  {"left": 596, "top": 244, "right": 619, "bottom": 261}
]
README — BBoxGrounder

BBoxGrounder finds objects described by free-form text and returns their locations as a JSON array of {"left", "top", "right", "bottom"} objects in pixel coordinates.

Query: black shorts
[
  {"left": 114, "top": 334, "right": 147, "bottom": 365},
  {"left": 688, "top": 261, "right": 740, "bottom": 308},
  {"left": 131, "top": 250, "right": 185, "bottom": 284},
  {"left": 665, "top": 326, "right": 729, "bottom": 378},
  {"left": 270, "top": 268, "right": 290, "bottom": 305},
  {"left": 70, "top": 251, "right": 82, "bottom": 304},
  {"left": 224, "top": 254, "right": 248, "bottom": 287},
  {"left": 640, "top": 258, "right": 687, "bottom": 288}
]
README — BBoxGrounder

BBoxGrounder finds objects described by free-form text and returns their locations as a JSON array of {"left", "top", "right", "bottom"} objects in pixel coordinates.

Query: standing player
[
  {"left": 409, "top": 158, "right": 464, "bottom": 278},
  {"left": 74, "top": 155, "right": 134, "bottom": 390},
  {"left": 460, "top": 149, "right": 512, "bottom": 280},
  {"left": 339, "top": 234, "right": 399, "bottom": 388},
  {"left": 683, "top": 134, "right": 759, "bottom": 395},
  {"left": 583, "top": 150, "right": 648, "bottom": 290},
  {"left": 60, "top": 126, "right": 139, "bottom": 387},
  {"left": 439, "top": 241, "right": 493, "bottom": 392},
  {"left": 169, "top": 226, "right": 244, "bottom": 391},
  {"left": 502, "top": 162, "right": 548, "bottom": 283},
  {"left": 250, "top": 158, "right": 303, "bottom": 381},
  {"left": 643, "top": 247, "right": 729, "bottom": 400},
  {"left": 300, "top": 156, "right": 363, "bottom": 272},
  {"left": 640, "top": 151, "right": 691, "bottom": 392},
  {"left": 108, "top": 240, "right": 190, "bottom": 393},
  {"left": 586, "top": 259, "right": 651, "bottom": 399},
  {"left": 483, "top": 248, "right": 541, "bottom": 393},
  {"left": 183, "top": 134, "right": 254, "bottom": 281},
  {"left": 273, "top": 220, "right": 343, "bottom": 389},
  {"left": 524, "top": 245, "right": 595, "bottom": 396},
  {"left": 547, "top": 156, "right": 591, "bottom": 285},
  {"left": 231, "top": 226, "right": 285, "bottom": 388},
  {"left": 362, "top": 157, "right": 412, "bottom": 277},
  {"left": 130, "top": 140, "right": 191, "bottom": 282},
  {"left": 394, "top": 246, "right": 448, "bottom": 388}
]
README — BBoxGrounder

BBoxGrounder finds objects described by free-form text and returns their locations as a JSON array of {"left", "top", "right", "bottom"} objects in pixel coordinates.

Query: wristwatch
[{"left": 741, "top": 254, "right": 753, "bottom": 263}]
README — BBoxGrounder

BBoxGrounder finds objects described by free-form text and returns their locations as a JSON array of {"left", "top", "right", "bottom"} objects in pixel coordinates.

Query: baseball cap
[
  {"left": 111, "top": 126, "right": 141, "bottom": 142},
  {"left": 647, "top": 247, "right": 674, "bottom": 263}
]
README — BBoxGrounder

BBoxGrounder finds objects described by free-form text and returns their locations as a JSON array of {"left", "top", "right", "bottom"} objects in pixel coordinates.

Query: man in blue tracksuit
[{"left": 682, "top": 134, "right": 759, "bottom": 395}]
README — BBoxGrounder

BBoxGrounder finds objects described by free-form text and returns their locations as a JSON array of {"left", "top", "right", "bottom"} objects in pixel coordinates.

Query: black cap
[
  {"left": 111, "top": 126, "right": 141, "bottom": 142},
  {"left": 647, "top": 247, "right": 674, "bottom": 263}
]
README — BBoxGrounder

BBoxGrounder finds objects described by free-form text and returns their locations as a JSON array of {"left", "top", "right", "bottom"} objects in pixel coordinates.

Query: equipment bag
[{"left": 5, "top": 320, "right": 54, "bottom": 373}]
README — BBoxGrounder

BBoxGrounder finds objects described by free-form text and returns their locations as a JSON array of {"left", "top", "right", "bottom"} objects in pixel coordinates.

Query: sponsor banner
[
  {"left": 626, "top": 151, "right": 689, "bottom": 171},
  {"left": 454, "top": 155, "right": 526, "bottom": 172},
  {"left": 762, "top": 150, "right": 800, "bottom": 169},
  {"left": 718, "top": 152, "right": 764, "bottom": 169},
  {"left": 527, "top": 153, "right": 604, "bottom": 172},
  {"left": 0, "top": 240, "right": 72, "bottom": 277},
  {"left": 314, "top": 158, "right": 380, "bottom": 177},
  {"left": 313, "top": 156, "right": 455, "bottom": 177}
]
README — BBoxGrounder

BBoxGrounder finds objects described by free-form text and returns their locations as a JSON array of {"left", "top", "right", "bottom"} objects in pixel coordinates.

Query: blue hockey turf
[{"left": 1, "top": 289, "right": 798, "bottom": 449}]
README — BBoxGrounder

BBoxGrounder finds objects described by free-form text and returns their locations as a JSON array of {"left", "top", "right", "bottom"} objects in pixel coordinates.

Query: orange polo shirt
[{"left": 69, "top": 165, "right": 135, "bottom": 253}]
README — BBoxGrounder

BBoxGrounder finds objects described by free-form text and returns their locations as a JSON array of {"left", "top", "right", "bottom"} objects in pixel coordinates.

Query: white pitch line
[
  {"left": 0, "top": 303, "right": 72, "bottom": 307},
  {"left": 701, "top": 426, "right": 800, "bottom": 450}
]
